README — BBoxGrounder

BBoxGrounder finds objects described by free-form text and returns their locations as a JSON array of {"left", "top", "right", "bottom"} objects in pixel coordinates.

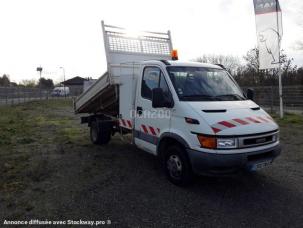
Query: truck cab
[
  {"left": 74, "top": 22, "right": 281, "bottom": 186},
  {"left": 133, "top": 60, "right": 280, "bottom": 184}
]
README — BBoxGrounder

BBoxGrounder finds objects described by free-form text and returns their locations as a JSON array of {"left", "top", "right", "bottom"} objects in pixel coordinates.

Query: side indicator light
[{"left": 185, "top": 117, "right": 200, "bottom": 125}]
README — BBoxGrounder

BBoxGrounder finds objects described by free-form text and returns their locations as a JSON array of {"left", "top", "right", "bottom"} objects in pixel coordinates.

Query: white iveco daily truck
[{"left": 74, "top": 21, "right": 281, "bottom": 185}]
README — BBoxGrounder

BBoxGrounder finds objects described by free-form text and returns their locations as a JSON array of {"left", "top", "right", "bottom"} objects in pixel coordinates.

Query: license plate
[{"left": 249, "top": 160, "right": 273, "bottom": 171}]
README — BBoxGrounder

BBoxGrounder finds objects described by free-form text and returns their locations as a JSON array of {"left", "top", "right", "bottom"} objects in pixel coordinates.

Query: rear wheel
[
  {"left": 90, "top": 120, "right": 111, "bottom": 145},
  {"left": 163, "top": 145, "right": 194, "bottom": 186}
]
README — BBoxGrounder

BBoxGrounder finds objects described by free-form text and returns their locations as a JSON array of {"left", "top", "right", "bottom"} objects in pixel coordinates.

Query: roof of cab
[
  {"left": 142, "top": 60, "right": 222, "bottom": 69},
  {"left": 166, "top": 60, "right": 222, "bottom": 69}
]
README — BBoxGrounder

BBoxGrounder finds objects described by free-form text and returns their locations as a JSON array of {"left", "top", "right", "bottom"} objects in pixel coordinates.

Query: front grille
[
  {"left": 243, "top": 135, "right": 273, "bottom": 146},
  {"left": 238, "top": 131, "right": 278, "bottom": 148}
]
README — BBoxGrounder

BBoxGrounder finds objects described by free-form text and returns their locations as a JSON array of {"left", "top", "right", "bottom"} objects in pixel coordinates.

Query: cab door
[{"left": 134, "top": 65, "right": 173, "bottom": 155}]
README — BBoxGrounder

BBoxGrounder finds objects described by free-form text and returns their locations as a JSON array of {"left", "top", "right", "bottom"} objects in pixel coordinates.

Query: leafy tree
[
  {"left": 0, "top": 74, "right": 10, "bottom": 86},
  {"left": 37, "top": 77, "right": 54, "bottom": 89}
]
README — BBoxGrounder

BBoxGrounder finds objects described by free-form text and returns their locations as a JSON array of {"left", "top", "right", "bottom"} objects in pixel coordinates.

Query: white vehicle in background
[
  {"left": 51, "top": 87, "right": 70, "bottom": 97},
  {"left": 74, "top": 21, "right": 281, "bottom": 186}
]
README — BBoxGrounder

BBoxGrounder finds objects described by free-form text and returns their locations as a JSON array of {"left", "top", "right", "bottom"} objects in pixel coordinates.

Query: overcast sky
[{"left": 0, "top": 0, "right": 302, "bottom": 83}]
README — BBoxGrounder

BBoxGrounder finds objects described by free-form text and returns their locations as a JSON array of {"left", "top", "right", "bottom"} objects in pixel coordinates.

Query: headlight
[
  {"left": 217, "top": 138, "right": 237, "bottom": 149},
  {"left": 272, "top": 133, "right": 279, "bottom": 142},
  {"left": 197, "top": 135, "right": 238, "bottom": 149}
]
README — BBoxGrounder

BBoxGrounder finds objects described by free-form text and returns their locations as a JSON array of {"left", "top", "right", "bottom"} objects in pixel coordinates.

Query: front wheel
[{"left": 163, "top": 145, "right": 194, "bottom": 186}]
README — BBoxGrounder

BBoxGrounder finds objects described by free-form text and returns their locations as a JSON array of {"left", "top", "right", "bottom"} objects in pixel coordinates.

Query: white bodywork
[
  {"left": 74, "top": 21, "right": 172, "bottom": 114},
  {"left": 75, "top": 22, "right": 280, "bottom": 173},
  {"left": 131, "top": 61, "right": 279, "bottom": 156},
  {"left": 101, "top": 21, "right": 173, "bottom": 67},
  {"left": 83, "top": 80, "right": 98, "bottom": 92},
  {"left": 51, "top": 87, "right": 70, "bottom": 97}
]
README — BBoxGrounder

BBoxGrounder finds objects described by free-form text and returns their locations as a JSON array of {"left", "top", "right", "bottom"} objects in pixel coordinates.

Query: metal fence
[
  {"left": 0, "top": 87, "right": 70, "bottom": 106},
  {"left": 246, "top": 85, "right": 303, "bottom": 114},
  {"left": 1, "top": 86, "right": 303, "bottom": 114}
]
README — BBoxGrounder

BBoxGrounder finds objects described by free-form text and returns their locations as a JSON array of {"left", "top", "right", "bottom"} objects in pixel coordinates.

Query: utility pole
[
  {"left": 278, "top": 64, "right": 283, "bottom": 118},
  {"left": 60, "top": 67, "right": 66, "bottom": 98},
  {"left": 276, "top": 0, "right": 283, "bottom": 119},
  {"left": 36, "top": 66, "right": 43, "bottom": 99}
]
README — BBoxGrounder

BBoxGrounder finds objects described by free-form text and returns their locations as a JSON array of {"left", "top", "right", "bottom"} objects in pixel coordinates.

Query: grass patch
[
  {"left": 26, "top": 159, "right": 51, "bottom": 182},
  {"left": 0, "top": 99, "right": 74, "bottom": 145},
  {"left": 0, "top": 107, "right": 34, "bottom": 146},
  {"left": 273, "top": 113, "right": 303, "bottom": 125},
  {"left": 19, "top": 99, "right": 73, "bottom": 110},
  {"left": 54, "top": 126, "right": 86, "bottom": 145},
  {"left": 61, "top": 127, "right": 82, "bottom": 139},
  {"left": 1, "top": 181, "right": 26, "bottom": 192},
  {"left": 16, "top": 137, "right": 35, "bottom": 144},
  {"left": 0, "top": 99, "right": 76, "bottom": 193}
]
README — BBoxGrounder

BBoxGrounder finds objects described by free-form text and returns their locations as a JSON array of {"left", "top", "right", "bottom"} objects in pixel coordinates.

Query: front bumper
[{"left": 187, "top": 144, "right": 281, "bottom": 174}]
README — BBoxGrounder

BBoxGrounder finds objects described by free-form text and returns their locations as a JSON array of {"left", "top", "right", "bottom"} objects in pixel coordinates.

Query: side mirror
[
  {"left": 246, "top": 88, "right": 254, "bottom": 100},
  {"left": 152, "top": 88, "right": 173, "bottom": 108}
]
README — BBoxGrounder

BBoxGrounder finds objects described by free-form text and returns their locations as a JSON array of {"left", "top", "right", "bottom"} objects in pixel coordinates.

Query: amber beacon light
[{"left": 171, "top": 49, "right": 178, "bottom": 60}]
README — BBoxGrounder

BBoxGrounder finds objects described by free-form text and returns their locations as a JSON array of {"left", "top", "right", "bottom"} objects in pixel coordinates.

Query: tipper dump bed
[
  {"left": 74, "top": 72, "right": 117, "bottom": 114},
  {"left": 74, "top": 21, "right": 173, "bottom": 115}
]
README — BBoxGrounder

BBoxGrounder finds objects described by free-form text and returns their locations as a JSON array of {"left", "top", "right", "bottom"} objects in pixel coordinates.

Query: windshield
[{"left": 167, "top": 66, "right": 245, "bottom": 101}]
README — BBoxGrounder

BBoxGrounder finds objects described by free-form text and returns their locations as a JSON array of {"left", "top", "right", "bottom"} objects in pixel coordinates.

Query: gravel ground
[{"left": 0, "top": 100, "right": 303, "bottom": 228}]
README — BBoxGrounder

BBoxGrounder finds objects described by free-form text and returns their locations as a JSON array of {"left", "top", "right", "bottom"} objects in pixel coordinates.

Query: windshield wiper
[{"left": 215, "top": 94, "right": 245, "bottom": 101}]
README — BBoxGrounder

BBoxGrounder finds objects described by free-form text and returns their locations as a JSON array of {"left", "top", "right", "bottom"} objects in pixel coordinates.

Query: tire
[
  {"left": 90, "top": 120, "right": 111, "bottom": 145},
  {"left": 163, "top": 145, "right": 194, "bottom": 186}
]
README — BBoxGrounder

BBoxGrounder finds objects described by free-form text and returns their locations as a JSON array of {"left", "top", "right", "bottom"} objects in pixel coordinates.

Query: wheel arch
[{"left": 157, "top": 133, "right": 190, "bottom": 158}]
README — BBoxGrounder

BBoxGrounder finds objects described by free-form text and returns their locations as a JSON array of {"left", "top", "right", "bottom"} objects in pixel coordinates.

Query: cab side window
[
  {"left": 141, "top": 67, "right": 160, "bottom": 100},
  {"left": 141, "top": 67, "right": 161, "bottom": 100},
  {"left": 141, "top": 66, "right": 172, "bottom": 101}
]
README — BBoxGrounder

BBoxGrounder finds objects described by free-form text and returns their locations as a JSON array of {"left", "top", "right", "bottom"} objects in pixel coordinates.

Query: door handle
[{"left": 137, "top": 106, "right": 143, "bottom": 115}]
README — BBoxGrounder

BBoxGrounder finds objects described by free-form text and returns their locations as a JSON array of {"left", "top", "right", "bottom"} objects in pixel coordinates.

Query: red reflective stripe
[
  {"left": 212, "top": 127, "right": 221, "bottom": 133},
  {"left": 246, "top": 117, "right": 261, "bottom": 123},
  {"left": 257, "top": 116, "right": 269, "bottom": 123},
  {"left": 149, "top": 126, "right": 157, "bottom": 136},
  {"left": 232, "top": 118, "right": 249, "bottom": 125},
  {"left": 142, "top": 125, "right": 148, "bottom": 134},
  {"left": 218, "top": 121, "right": 236, "bottom": 128},
  {"left": 121, "top": 119, "right": 126, "bottom": 126},
  {"left": 127, "top": 120, "right": 132, "bottom": 128}
]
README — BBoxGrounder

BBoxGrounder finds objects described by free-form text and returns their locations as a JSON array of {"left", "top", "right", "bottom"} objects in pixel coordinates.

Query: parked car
[{"left": 51, "top": 87, "right": 70, "bottom": 97}]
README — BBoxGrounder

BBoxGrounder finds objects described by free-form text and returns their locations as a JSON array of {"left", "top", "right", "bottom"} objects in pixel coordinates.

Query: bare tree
[
  {"left": 193, "top": 48, "right": 302, "bottom": 86},
  {"left": 20, "top": 79, "right": 36, "bottom": 88},
  {"left": 194, "top": 54, "right": 241, "bottom": 74},
  {"left": 243, "top": 48, "right": 260, "bottom": 72},
  {"left": 240, "top": 48, "right": 300, "bottom": 86}
]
